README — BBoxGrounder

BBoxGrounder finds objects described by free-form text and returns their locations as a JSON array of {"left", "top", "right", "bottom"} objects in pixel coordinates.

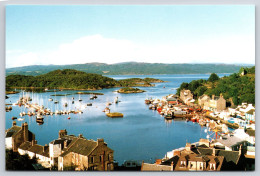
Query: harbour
[{"left": 6, "top": 73, "right": 232, "bottom": 165}]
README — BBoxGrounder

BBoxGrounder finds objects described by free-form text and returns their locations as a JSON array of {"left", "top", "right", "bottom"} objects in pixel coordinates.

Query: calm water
[{"left": 5, "top": 74, "right": 230, "bottom": 164}]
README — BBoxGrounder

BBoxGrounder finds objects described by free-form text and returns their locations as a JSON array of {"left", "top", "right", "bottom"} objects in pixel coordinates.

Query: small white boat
[
  {"left": 114, "top": 97, "right": 119, "bottom": 104},
  {"left": 48, "top": 98, "right": 53, "bottom": 101},
  {"left": 17, "top": 118, "right": 24, "bottom": 121},
  {"left": 54, "top": 100, "right": 59, "bottom": 104}
]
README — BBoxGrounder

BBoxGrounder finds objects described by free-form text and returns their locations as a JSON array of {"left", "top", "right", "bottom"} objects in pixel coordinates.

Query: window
[
  {"left": 180, "top": 161, "right": 186, "bottom": 167},
  {"left": 90, "top": 156, "right": 94, "bottom": 163},
  {"left": 210, "top": 163, "right": 215, "bottom": 170},
  {"left": 100, "top": 155, "right": 102, "bottom": 162},
  {"left": 200, "top": 163, "right": 203, "bottom": 170}
]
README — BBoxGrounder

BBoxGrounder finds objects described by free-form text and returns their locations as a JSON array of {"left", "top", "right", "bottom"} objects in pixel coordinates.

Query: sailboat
[
  {"left": 78, "top": 94, "right": 82, "bottom": 102},
  {"left": 114, "top": 96, "right": 119, "bottom": 104},
  {"left": 54, "top": 90, "right": 59, "bottom": 104}
]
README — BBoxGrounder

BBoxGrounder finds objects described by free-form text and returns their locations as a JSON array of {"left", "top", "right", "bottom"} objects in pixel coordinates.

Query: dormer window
[
  {"left": 180, "top": 160, "right": 186, "bottom": 167},
  {"left": 210, "top": 163, "right": 216, "bottom": 170},
  {"left": 200, "top": 163, "right": 203, "bottom": 170}
]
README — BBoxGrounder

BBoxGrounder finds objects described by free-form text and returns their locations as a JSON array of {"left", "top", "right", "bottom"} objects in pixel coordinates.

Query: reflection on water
[{"left": 5, "top": 74, "right": 229, "bottom": 164}]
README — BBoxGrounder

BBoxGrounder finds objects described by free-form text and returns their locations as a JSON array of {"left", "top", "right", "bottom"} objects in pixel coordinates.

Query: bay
[{"left": 5, "top": 73, "right": 230, "bottom": 164}]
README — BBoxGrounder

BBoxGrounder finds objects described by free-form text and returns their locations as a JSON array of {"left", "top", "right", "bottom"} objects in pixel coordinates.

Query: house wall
[
  {"left": 28, "top": 151, "right": 36, "bottom": 159},
  {"left": 216, "top": 97, "right": 226, "bottom": 111},
  {"left": 49, "top": 143, "right": 62, "bottom": 166},
  {"left": 180, "top": 90, "right": 193, "bottom": 103},
  {"left": 5, "top": 137, "right": 12, "bottom": 149},
  {"left": 58, "top": 153, "right": 73, "bottom": 171},
  {"left": 188, "top": 161, "right": 205, "bottom": 171},
  {"left": 18, "top": 148, "right": 27, "bottom": 155},
  {"left": 12, "top": 131, "right": 25, "bottom": 152},
  {"left": 88, "top": 144, "right": 114, "bottom": 171}
]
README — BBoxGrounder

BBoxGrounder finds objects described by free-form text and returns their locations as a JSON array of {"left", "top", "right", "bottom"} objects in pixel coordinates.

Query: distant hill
[{"left": 5, "top": 62, "right": 252, "bottom": 76}]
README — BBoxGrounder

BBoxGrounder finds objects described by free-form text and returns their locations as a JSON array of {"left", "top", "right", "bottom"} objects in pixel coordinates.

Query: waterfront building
[
  {"left": 5, "top": 121, "right": 35, "bottom": 152},
  {"left": 212, "top": 134, "right": 250, "bottom": 151},
  {"left": 180, "top": 90, "right": 193, "bottom": 104},
  {"left": 198, "top": 95, "right": 210, "bottom": 108},
  {"left": 245, "top": 109, "right": 255, "bottom": 122},
  {"left": 49, "top": 130, "right": 114, "bottom": 171},
  {"left": 203, "top": 94, "right": 226, "bottom": 112}
]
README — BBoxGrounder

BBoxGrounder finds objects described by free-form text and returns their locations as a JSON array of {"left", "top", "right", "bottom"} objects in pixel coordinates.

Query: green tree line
[
  {"left": 6, "top": 69, "right": 164, "bottom": 90},
  {"left": 177, "top": 66, "right": 255, "bottom": 106}
]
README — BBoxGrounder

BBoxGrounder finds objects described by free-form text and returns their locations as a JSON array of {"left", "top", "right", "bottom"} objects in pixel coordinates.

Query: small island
[
  {"left": 117, "top": 87, "right": 146, "bottom": 94},
  {"left": 6, "top": 69, "right": 166, "bottom": 91}
]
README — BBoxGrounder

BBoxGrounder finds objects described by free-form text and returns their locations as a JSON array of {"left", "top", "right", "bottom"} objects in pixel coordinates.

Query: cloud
[{"left": 6, "top": 34, "right": 255, "bottom": 68}]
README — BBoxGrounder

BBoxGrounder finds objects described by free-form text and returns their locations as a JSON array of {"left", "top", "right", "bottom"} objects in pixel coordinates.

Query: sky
[{"left": 6, "top": 5, "right": 255, "bottom": 68}]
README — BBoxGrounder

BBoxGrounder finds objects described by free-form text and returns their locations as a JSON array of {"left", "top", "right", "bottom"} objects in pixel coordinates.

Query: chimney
[
  {"left": 78, "top": 134, "right": 83, "bottom": 138},
  {"left": 97, "top": 138, "right": 104, "bottom": 146},
  {"left": 22, "top": 122, "right": 29, "bottom": 141},
  {"left": 185, "top": 143, "right": 191, "bottom": 152},
  {"left": 220, "top": 93, "right": 223, "bottom": 98},
  {"left": 212, "top": 95, "right": 215, "bottom": 100},
  {"left": 171, "top": 161, "right": 174, "bottom": 171},
  {"left": 12, "top": 121, "right": 16, "bottom": 127},
  {"left": 155, "top": 159, "right": 162, "bottom": 164},
  {"left": 239, "top": 145, "right": 242, "bottom": 155},
  {"left": 32, "top": 139, "right": 37, "bottom": 146},
  {"left": 59, "top": 129, "right": 67, "bottom": 138},
  {"left": 43, "top": 144, "right": 48, "bottom": 153},
  {"left": 212, "top": 148, "right": 216, "bottom": 156}
]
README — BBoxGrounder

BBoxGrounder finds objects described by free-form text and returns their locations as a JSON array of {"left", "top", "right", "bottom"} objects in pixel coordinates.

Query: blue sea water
[{"left": 5, "top": 74, "right": 230, "bottom": 164}]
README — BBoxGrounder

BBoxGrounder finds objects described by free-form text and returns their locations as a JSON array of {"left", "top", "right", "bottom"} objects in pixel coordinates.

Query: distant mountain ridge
[{"left": 6, "top": 62, "right": 253, "bottom": 76}]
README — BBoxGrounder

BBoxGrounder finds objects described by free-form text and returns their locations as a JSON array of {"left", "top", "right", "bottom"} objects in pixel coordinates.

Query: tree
[{"left": 208, "top": 73, "right": 219, "bottom": 82}]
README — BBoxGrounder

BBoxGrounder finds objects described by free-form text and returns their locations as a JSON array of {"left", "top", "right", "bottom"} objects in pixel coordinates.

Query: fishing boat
[
  {"left": 87, "top": 103, "right": 92, "bottom": 106},
  {"left": 106, "top": 102, "right": 112, "bottom": 106},
  {"left": 164, "top": 114, "right": 172, "bottom": 120},
  {"left": 106, "top": 112, "right": 123, "bottom": 118},
  {"left": 11, "top": 116, "right": 17, "bottom": 120},
  {"left": 114, "top": 97, "right": 119, "bottom": 104},
  {"left": 191, "top": 117, "right": 197, "bottom": 122},
  {"left": 68, "top": 117, "right": 71, "bottom": 120},
  {"left": 54, "top": 100, "right": 59, "bottom": 104},
  {"left": 48, "top": 98, "right": 53, "bottom": 101},
  {"left": 103, "top": 107, "right": 110, "bottom": 114}
]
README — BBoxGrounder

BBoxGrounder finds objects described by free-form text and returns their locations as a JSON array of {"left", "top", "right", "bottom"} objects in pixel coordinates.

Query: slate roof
[
  {"left": 27, "top": 144, "right": 49, "bottom": 157},
  {"left": 5, "top": 125, "right": 34, "bottom": 141},
  {"left": 19, "top": 141, "right": 32, "bottom": 150},
  {"left": 5, "top": 126, "right": 22, "bottom": 138},
  {"left": 246, "top": 109, "right": 255, "bottom": 115},
  {"left": 28, "top": 144, "right": 44, "bottom": 154},
  {"left": 161, "top": 155, "right": 179, "bottom": 170},
  {"left": 214, "top": 135, "right": 246, "bottom": 148},
  {"left": 142, "top": 163, "right": 172, "bottom": 171},
  {"left": 197, "top": 148, "right": 240, "bottom": 165},
  {"left": 59, "top": 136, "right": 99, "bottom": 157},
  {"left": 246, "top": 129, "right": 255, "bottom": 137}
]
